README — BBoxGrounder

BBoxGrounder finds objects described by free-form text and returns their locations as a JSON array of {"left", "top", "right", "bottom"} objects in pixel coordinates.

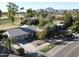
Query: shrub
[
  {"left": 0, "top": 30, "right": 6, "bottom": 34},
  {"left": 3, "top": 35, "right": 8, "bottom": 39},
  {"left": 36, "top": 31, "right": 47, "bottom": 40},
  {"left": 16, "top": 47, "right": 25, "bottom": 56}
]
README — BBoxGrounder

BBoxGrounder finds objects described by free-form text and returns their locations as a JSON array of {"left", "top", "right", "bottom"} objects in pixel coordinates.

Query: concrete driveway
[{"left": 19, "top": 43, "right": 36, "bottom": 52}]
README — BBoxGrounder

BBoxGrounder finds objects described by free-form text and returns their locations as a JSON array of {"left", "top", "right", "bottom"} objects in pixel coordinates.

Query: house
[
  {"left": 3, "top": 25, "right": 43, "bottom": 42},
  {"left": 28, "top": 17, "right": 39, "bottom": 25},
  {"left": 53, "top": 20, "right": 64, "bottom": 26}
]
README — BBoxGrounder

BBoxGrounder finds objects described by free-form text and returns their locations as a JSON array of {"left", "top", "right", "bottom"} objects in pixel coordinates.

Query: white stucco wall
[
  {"left": 3, "top": 31, "right": 29, "bottom": 41},
  {"left": 3, "top": 32, "right": 11, "bottom": 37}
]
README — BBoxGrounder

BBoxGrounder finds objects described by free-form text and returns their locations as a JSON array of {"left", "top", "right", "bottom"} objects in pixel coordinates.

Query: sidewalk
[{"left": 45, "top": 41, "right": 74, "bottom": 57}]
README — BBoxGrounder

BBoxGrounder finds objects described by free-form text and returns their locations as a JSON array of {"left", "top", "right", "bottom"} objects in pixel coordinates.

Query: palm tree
[
  {"left": 0, "top": 32, "right": 19, "bottom": 54},
  {"left": 2, "top": 36, "right": 16, "bottom": 53},
  {"left": 6, "top": 38, "right": 14, "bottom": 53}
]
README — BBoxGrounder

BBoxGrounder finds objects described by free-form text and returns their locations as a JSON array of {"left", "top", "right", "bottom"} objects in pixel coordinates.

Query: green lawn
[{"left": 40, "top": 44, "right": 56, "bottom": 53}]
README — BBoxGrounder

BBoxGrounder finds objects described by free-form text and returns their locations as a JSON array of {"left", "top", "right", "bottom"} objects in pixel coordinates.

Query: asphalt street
[{"left": 52, "top": 41, "right": 79, "bottom": 57}]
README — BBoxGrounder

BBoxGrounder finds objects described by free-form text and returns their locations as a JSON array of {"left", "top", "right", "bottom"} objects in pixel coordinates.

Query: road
[
  {"left": 65, "top": 45, "right": 79, "bottom": 57},
  {"left": 52, "top": 41, "right": 79, "bottom": 57}
]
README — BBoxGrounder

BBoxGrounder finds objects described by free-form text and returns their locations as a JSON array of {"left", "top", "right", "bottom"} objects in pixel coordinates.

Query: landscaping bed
[
  {"left": 31, "top": 40, "right": 46, "bottom": 47},
  {"left": 40, "top": 44, "right": 55, "bottom": 53}
]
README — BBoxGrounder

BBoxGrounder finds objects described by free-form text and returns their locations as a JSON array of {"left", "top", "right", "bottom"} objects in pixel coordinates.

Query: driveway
[
  {"left": 19, "top": 43, "right": 36, "bottom": 52},
  {"left": 18, "top": 39, "right": 50, "bottom": 53}
]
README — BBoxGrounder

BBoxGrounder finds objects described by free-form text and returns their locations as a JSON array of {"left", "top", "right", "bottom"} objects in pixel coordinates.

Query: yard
[
  {"left": 0, "top": 16, "right": 21, "bottom": 30},
  {"left": 0, "top": 19, "right": 11, "bottom": 25},
  {"left": 31, "top": 40, "right": 46, "bottom": 47},
  {"left": 40, "top": 43, "right": 56, "bottom": 53}
]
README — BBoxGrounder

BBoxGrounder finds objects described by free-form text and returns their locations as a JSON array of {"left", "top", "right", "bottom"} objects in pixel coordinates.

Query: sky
[{"left": 0, "top": 2, "right": 79, "bottom": 12}]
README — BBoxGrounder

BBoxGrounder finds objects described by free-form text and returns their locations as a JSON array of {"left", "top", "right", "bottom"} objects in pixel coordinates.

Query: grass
[
  {"left": 0, "top": 17, "right": 21, "bottom": 30},
  {"left": 0, "top": 19, "right": 11, "bottom": 25},
  {"left": 40, "top": 44, "right": 56, "bottom": 53}
]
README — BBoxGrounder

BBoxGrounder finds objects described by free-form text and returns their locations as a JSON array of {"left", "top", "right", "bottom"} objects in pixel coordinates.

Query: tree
[
  {"left": 41, "top": 13, "right": 48, "bottom": 18},
  {"left": 71, "top": 21, "right": 79, "bottom": 33},
  {"left": 36, "top": 31, "right": 47, "bottom": 40},
  {"left": 0, "top": 30, "right": 6, "bottom": 40},
  {"left": 0, "top": 30, "right": 6, "bottom": 34},
  {"left": 0, "top": 30, "right": 17, "bottom": 54},
  {"left": 46, "top": 24, "right": 57, "bottom": 38},
  {"left": 68, "top": 13, "right": 79, "bottom": 33},
  {"left": 48, "top": 14, "right": 55, "bottom": 23},
  {"left": 0, "top": 10, "right": 2, "bottom": 19},
  {"left": 0, "top": 34, "right": 16, "bottom": 54},
  {"left": 64, "top": 12, "right": 74, "bottom": 29},
  {"left": 6, "top": 2, "right": 18, "bottom": 24},
  {"left": 0, "top": 34, "right": 3, "bottom": 40},
  {"left": 20, "top": 7, "right": 24, "bottom": 10},
  {"left": 3, "top": 38, "right": 16, "bottom": 53},
  {"left": 20, "top": 7, "right": 24, "bottom": 24},
  {"left": 38, "top": 19, "right": 48, "bottom": 27},
  {"left": 26, "top": 8, "right": 35, "bottom": 17}
]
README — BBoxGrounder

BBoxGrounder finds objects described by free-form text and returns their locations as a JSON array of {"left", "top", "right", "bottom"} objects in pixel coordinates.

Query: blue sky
[{"left": 0, "top": 2, "right": 79, "bottom": 12}]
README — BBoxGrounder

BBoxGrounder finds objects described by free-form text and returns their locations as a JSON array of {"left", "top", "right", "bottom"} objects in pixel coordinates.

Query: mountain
[
  {"left": 45, "top": 7, "right": 55, "bottom": 13},
  {"left": 36, "top": 9, "right": 44, "bottom": 13},
  {"left": 36, "top": 7, "right": 56, "bottom": 13}
]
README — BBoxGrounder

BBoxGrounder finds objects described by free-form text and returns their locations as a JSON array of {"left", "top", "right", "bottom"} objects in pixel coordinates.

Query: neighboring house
[
  {"left": 53, "top": 20, "right": 72, "bottom": 33},
  {"left": 29, "top": 17, "right": 39, "bottom": 25},
  {"left": 3, "top": 25, "right": 43, "bottom": 42},
  {"left": 53, "top": 20, "right": 64, "bottom": 26}
]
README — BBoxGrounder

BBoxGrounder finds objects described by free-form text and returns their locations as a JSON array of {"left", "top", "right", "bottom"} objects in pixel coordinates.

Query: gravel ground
[{"left": 31, "top": 40, "right": 46, "bottom": 47}]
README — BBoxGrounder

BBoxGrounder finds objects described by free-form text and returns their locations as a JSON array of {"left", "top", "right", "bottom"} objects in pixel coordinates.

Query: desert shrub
[{"left": 16, "top": 47, "right": 25, "bottom": 56}]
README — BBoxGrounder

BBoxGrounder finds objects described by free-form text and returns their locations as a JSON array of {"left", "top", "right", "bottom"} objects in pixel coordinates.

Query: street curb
[{"left": 46, "top": 41, "right": 74, "bottom": 57}]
